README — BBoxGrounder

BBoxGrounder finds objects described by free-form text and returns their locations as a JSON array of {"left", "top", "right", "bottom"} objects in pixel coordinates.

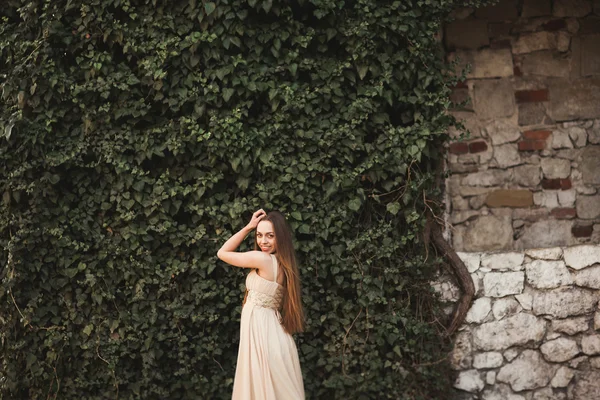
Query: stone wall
[
  {"left": 444, "top": 0, "right": 600, "bottom": 252},
  {"left": 443, "top": 245, "right": 600, "bottom": 400}
]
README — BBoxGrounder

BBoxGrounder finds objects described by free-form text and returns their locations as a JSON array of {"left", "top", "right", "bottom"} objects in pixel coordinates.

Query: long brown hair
[{"left": 254, "top": 211, "right": 305, "bottom": 334}]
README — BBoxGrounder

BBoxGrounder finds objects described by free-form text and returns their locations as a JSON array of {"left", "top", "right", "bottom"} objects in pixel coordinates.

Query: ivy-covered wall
[{"left": 0, "top": 0, "right": 479, "bottom": 398}]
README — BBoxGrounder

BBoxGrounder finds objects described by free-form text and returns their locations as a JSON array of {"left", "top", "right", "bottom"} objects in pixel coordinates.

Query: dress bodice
[{"left": 245, "top": 255, "right": 284, "bottom": 310}]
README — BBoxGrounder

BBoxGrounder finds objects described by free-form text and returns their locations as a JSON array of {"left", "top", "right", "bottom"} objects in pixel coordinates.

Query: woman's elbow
[{"left": 217, "top": 249, "right": 225, "bottom": 260}]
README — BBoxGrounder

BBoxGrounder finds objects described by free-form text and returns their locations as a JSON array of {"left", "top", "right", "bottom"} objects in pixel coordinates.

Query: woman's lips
[{"left": 261, "top": 247, "right": 270, "bottom": 252}]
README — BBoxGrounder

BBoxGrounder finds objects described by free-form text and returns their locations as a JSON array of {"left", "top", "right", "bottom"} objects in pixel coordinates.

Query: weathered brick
[
  {"left": 543, "top": 19, "right": 567, "bottom": 31},
  {"left": 469, "top": 141, "right": 488, "bottom": 153},
  {"left": 449, "top": 142, "right": 469, "bottom": 155},
  {"left": 515, "top": 89, "right": 550, "bottom": 103},
  {"left": 572, "top": 224, "right": 593, "bottom": 237},
  {"left": 542, "top": 178, "right": 562, "bottom": 189},
  {"left": 551, "top": 207, "right": 577, "bottom": 219},
  {"left": 518, "top": 140, "right": 546, "bottom": 151},
  {"left": 560, "top": 178, "right": 572, "bottom": 190},
  {"left": 523, "top": 130, "right": 552, "bottom": 140},
  {"left": 486, "top": 189, "right": 534, "bottom": 207}
]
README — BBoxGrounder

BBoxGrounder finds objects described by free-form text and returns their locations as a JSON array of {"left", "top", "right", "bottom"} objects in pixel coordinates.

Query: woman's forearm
[{"left": 217, "top": 225, "right": 253, "bottom": 257}]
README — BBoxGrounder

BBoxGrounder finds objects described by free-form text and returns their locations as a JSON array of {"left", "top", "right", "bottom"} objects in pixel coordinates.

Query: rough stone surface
[
  {"left": 552, "top": 316, "right": 591, "bottom": 335},
  {"left": 451, "top": 330, "right": 473, "bottom": 370},
  {"left": 525, "top": 260, "right": 573, "bottom": 289},
  {"left": 573, "top": 264, "right": 600, "bottom": 289},
  {"left": 541, "top": 157, "right": 571, "bottom": 179},
  {"left": 483, "top": 272, "right": 525, "bottom": 297},
  {"left": 518, "top": 102, "right": 552, "bottom": 126},
  {"left": 504, "top": 348, "right": 520, "bottom": 362},
  {"left": 551, "top": 366, "right": 575, "bottom": 387},
  {"left": 493, "top": 144, "right": 522, "bottom": 168},
  {"left": 547, "top": 78, "right": 600, "bottom": 121},
  {"left": 533, "top": 387, "right": 566, "bottom": 400},
  {"left": 473, "top": 352, "right": 504, "bottom": 369},
  {"left": 581, "top": 146, "right": 600, "bottom": 184},
  {"left": 481, "top": 384, "right": 526, "bottom": 400},
  {"left": 473, "top": 80, "right": 515, "bottom": 120},
  {"left": 533, "top": 191, "right": 559, "bottom": 208},
  {"left": 521, "top": 51, "right": 570, "bottom": 77},
  {"left": 521, "top": 0, "right": 552, "bottom": 17},
  {"left": 553, "top": 0, "right": 593, "bottom": 17},
  {"left": 576, "top": 195, "right": 600, "bottom": 219},
  {"left": 481, "top": 252, "right": 524, "bottom": 271},
  {"left": 512, "top": 31, "right": 557, "bottom": 54},
  {"left": 445, "top": 20, "right": 490, "bottom": 49},
  {"left": 515, "top": 293, "right": 533, "bottom": 310},
  {"left": 532, "top": 287, "right": 599, "bottom": 318},
  {"left": 473, "top": 313, "right": 546, "bottom": 350},
  {"left": 484, "top": 120, "right": 521, "bottom": 145},
  {"left": 570, "top": 370, "right": 600, "bottom": 399},
  {"left": 461, "top": 170, "right": 512, "bottom": 187},
  {"left": 492, "top": 297, "right": 521, "bottom": 319},
  {"left": 486, "top": 371, "right": 496, "bottom": 385},
  {"left": 540, "top": 337, "right": 580, "bottom": 362},
  {"left": 513, "top": 164, "right": 542, "bottom": 187},
  {"left": 524, "top": 247, "right": 563, "bottom": 260},
  {"left": 516, "top": 219, "right": 575, "bottom": 248},
  {"left": 457, "top": 252, "right": 482, "bottom": 273},
  {"left": 564, "top": 245, "right": 600, "bottom": 269},
  {"left": 582, "top": 335, "right": 600, "bottom": 355},
  {"left": 453, "top": 48, "right": 514, "bottom": 79},
  {"left": 496, "top": 350, "right": 556, "bottom": 391},
  {"left": 581, "top": 34, "right": 600, "bottom": 76},
  {"left": 466, "top": 297, "right": 492, "bottom": 323},
  {"left": 551, "top": 129, "right": 575, "bottom": 149},
  {"left": 462, "top": 215, "right": 513, "bottom": 252},
  {"left": 454, "top": 369, "right": 486, "bottom": 393}
]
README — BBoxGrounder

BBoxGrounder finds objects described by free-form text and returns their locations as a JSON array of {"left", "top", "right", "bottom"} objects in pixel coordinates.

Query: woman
[{"left": 217, "top": 209, "right": 305, "bottom": 400}]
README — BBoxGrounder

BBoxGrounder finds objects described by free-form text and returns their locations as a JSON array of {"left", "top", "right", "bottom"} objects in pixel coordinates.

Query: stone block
[
  {"left": 570, "top": 371, "right": 600, "bottom": 400},
  {"left": 525, "top": 247, "right": 563, "bottom": 260},
  {"left": 573, "top": 264, "right": 600, "bottom": 289},
  {"left": 532, "top": 287, "right": 599, "bottom": 318},
  {"left": 533, "top": 191, "right": 559, "bottom": 208},
  {"left": 473, "top": 313, "right": 546, "bottom": 351},
  {"left": 494, "top": 144, "right": 522, "bottom": 168},
  {"left": 475, "top": 0, "right": 519, "bottom": 20},
  {"left": 497, "top": 350, "right": 556, "bottom": 391},
  {"left": 522, "top": 0, "right": 552, "bottom": 17},
  {"left": 461, "top": 170, "right": 512, "bottom": 187},
  {"left": 540, "top": 338, "right": 580, "bottom": 362},
  {"left": 483, "top": 271, "right": 524, "bottom": 297},
  {"left": 553, "top": 0, "right": 593, "bottom": 17},
  {"left": 521, "top": 51, "right": 570, "bottom": 77},
  {"left": 547, "top": 78, "right": 600, "bottom": 121},
  {"left": 576, "top": 195, "right": 600, "bottom": 219},
  {"left": 482, "top": 384, "right": 527, "bottom": 400},
  {"left": 473, "top": 80, "right": 515, "bottom": 120},
  {"left": 492, "top": 297, "right": 521, "bottom": 319},
  {"left": 588, "top": 120, "right": 600, "bottom": 144},
  {"left": 580, "top": 16, "right": 600, "bottom": 34},
  {"left": 484, "top": 120, "right": 521, "bottom": 145},
  {"left": 525, "top": 260, "right": 573, "bottom": 289},
  {"left": 551, "top": 129, "right": 575, "bottom": 149},
  {"left": 451, "top": 48, "right": 514, "bottom": 79},
  {"left": 564, "top": 244, "right": 600, "bottom": 269},
  {"left": 581, "top": 34, "right": 600, "bottom": 76},
  {"left": 552, "top": 316, "right": 591, "bottom": 335},
  {"left": 481, "top": 252, "right": 524, "bottom": 271},
  {"left": 558, "top": 189, "right": 576, "bottom": 207},
  {"left": 551, "top": 366, "right": 575, "bottom": 388},
  {"left": 466, "top": 297, "right": 492, "bottom": 323},
  {"left": 457, "top": 252, "right": 482, "bottom": 273},
  {"left": 486, "top": 190, "right": 533, "bottom": 207},
  {"left": 474, "top": 351, "right": 504, "bottom": 368},
  {"left": 581, "top": 146, "right": 600, "bottom": 184},
  {"left": 557, "top": 31, "right": 571, "bottom": 52},
  {"left": 516, "top": 219, "right": 574, "bottom": 248},
  {"left": 446, "top": 20, "right": 489, "bottom": 49},
  {"left": 541, "top": 157, "right": 571, "bottom": 179},
  {"left": 454, "top": 369, "right": 485, "bottom": 393},
  {"left": 513, "top": 31, "right": 557, "bottom": 54},
  {"left": 463, "top": 215, "right": 513, "bottom": 252},
  {"left": 518, "top": 103, "right": 552, "bottom": 126},
  {"left": 513, "top": 164, "right": 542, "bottom": 187},
  {"left": 451, "top": 330, "right": 473, "bottom": 370},
  {"left": 582, "top": 335, "right": 600, "bottom": 355}
]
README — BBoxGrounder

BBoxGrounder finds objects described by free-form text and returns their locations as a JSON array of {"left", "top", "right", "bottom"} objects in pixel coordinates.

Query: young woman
[{"left": 217, "top": 209, "right": 305, "bottom": 400}]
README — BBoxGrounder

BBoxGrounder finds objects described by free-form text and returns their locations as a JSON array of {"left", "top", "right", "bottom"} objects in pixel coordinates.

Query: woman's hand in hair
[{"left": 246, "top": 209, "right": 266, "bottom": 230}]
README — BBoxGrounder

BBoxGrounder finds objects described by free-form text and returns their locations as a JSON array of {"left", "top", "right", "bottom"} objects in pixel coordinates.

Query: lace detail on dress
[{"left": 247, "top": 289, "right": 283, "bottom": 310}]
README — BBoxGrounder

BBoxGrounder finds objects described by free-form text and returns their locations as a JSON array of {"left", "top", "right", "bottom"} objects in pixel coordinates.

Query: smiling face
[{"left": 256, "top": 220, "right": 276, "bottom": 254}]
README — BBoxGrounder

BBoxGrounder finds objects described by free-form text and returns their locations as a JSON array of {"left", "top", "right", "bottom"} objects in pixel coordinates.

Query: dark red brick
[
  {"left": 551, "top": 208, "right": 577, "bottom": 219},
  {"left": 518, "top": 140, "right": 546, "bottom": 151},
  {"left": 469, "top": 141, "right": 488, "bottom": 153},
  {"left": 541, "top": 179, "right": 561, "bottom": 190},
  {"left": 454, "top": 80, "right": 468, "bottom": 89},
  {"left": 515, "top": 89, "right": 549, "bottom": 103},
  {"left": 560, "top": 178, "right": 572, "bottom": 190},
  {"left": 522, "top": 130, "right": 551, "bottom": 140},
  {"left": 572, "top": 225, "right": 593, "bottom": 238},
  {"left": 543, "top": 19, "right": 567, "bottom": 31},
  {"left": 449, "top": 142, "right": 469, "bottom": 155}
]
